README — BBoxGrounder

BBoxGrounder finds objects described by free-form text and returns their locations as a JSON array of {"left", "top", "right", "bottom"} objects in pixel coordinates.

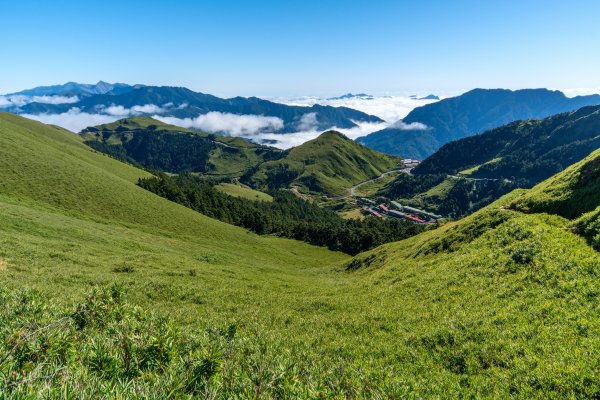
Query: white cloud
[
  {"left": 21, "top": 108, "right": 121, "bottom": 132},
  {"left": 560, "top": 88, "right": 600, "bottom": 97},
  {"left": 0, "top": 95, "right": 79, "bottom": 108},
  {"left": 99, "top": 103, "right": 166, "bottom": 117},
  {"left": 0, "top": 96, "right": 11, "bottom": 108},
  {"left": 0, "top": 95, "right": 28, "bottom": 108},
  {"left": 155, "top": 112, "right": 284, "bottom": 136},
  {"left": 31, "top": 95, "right": 79, "bottom": 105},
  {"left": 297, "top": 112, "right": 318, "bottom": 131},
  {"left": 270, "top": 94, "right": 439, "bottom": 123},
  {"left": 389, "top": 121, "right": 429, "bottom": 130},
  {"left": 104, "top": 105, "right": 130, "bottom": 116},
  {"left": 131, "top": 104, "right": 165, "bottom": 114},
  {"left": 229, "top": 120, "right": 389, "bottom": 149}
]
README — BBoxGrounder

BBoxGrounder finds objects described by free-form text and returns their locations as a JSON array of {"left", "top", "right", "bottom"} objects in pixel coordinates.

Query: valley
[
  {"left": 2, "top": 4, "right": 600, "bottom": 395},
  {"left": 0, "top": 110, "right": 597, "bottom": 397}
]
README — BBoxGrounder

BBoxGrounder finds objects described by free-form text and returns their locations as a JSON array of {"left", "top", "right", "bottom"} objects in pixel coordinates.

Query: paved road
[
  {"left": 349, "top": 168, "right": 410, "bottom": 197},
  {"left": 447, "top": 174, "right": 512, "bottom": 183}
]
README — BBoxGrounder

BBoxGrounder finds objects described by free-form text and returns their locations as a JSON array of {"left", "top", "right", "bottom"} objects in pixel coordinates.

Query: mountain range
[
  {"left": 6, "top": 80, "right": 141, "bottom": 97},
  {"left": 2, "top": 82, "right": 383, "bottom": 134},
  {"left": 377, "top": 104, "right": 600, "bottom": 218},
  {"left": 357, "top": 88, "right": 600, "bottom": 159}
]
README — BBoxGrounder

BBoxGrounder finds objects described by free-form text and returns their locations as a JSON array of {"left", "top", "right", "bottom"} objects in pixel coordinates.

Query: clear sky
[{"left": 2, "top": 0, "right": 599, "bottom": 97}]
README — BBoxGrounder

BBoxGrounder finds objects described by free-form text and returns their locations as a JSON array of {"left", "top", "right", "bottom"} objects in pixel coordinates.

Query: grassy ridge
[
  {"left": 250, "top": 131, "right": 401, "bottom": 196},
  {"left": 81, "top": 116, "right": 282, "bottom": 177}
]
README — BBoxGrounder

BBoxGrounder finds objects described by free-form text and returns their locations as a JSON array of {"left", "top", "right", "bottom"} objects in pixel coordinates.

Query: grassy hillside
[
  {"left": 509, "top": 148, "right": 600, "bottom": 218},
  {"left": 377, "top": 105, "right": 600, "bottom": 218},
  {"left": 81, "top": 116, "right": 283, "bottom": 177},
  {"left": 0, "top": 111, "right": 345, "bottom": 300},
  {"left": 215, "top": 182, "right": 273, "bottom": 202},
  {"left": 509, "top": 148, "right": 600, "bottom": 249},
  {"left": 1, "top": 113, "right": 598, "bottom": 397},
  {"left": 249, "top": 131, "right": 401, "bottom": 196},
  {"left": 414, "top": 105, "right": 600, "bottom": 185},
  {"left": 346, "top": 191, "right": 599, "bottom": 397}
]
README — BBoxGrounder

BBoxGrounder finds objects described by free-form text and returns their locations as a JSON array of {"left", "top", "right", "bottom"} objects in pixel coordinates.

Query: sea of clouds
[
  {"left": 2, "top": 93, "right": 440, "bottom": 149},
  {"left": 271, "top": 94, "right": 439, "bottom": 124}
]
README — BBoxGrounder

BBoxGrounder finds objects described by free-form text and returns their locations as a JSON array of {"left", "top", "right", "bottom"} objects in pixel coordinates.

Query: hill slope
[
  {"left": 248, "top": 130, "right": 401, "bottom": 196},
  {"left": 345, "top": 151, "right": 600, "bottom": 397},
  {"left": 0, "top": 113, "right": 598, "bottom": 397},
  {"left": 414, "top": 105, "right": 600, "bottom": 185},
  {"left": 81, "top": 116, "right": 283, "bottom": 177},
  {"left": 0, "top": 111, "right": 344, "bottom": 281},
  {"left": 358, "top": 88, "right": 600, "bottom": 159}
]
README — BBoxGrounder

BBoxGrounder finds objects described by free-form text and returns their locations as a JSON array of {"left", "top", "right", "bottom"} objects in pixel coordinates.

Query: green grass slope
[
  {"left": 509, "top": 148, "right": 600, "bottom": 249},
  {"left": 215, "top": 182, "right": 273, "bottom": 202},
  {"left": 0, "top": 112, "right": 345, "bottom": 294},
  {"left": 510, "top": 148, "right": 600, "bottom": 218},
  {"left": 1, "top": 113, "right": 598, "bottom": 397},
  {"left": 81, "top": 116, "right": 283, "bottom": 177},
  {"left": 249, "top": 131, "right": 401, "bottom": 196},
  {"left": 346, "top": 166, "right": 599, "bottom": 396}
]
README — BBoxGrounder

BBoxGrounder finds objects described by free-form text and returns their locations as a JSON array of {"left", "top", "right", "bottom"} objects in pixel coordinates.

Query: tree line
[{"left": 138, "top": 174, "right": 424, "bottom": 255}]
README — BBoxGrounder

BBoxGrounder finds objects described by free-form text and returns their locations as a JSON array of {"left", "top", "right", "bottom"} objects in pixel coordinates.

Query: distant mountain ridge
[
  {"left": 7, "top": 81, "right": 140, "bottom": 97},
  {"left": 357, "top": 88, "right": 600, "bottom": 159},
  {"left": 3, "top": 82, "right": 383, "bottom": 134},
  {"left": 327, "top": 93, "right": 374, "bottom": 100}
]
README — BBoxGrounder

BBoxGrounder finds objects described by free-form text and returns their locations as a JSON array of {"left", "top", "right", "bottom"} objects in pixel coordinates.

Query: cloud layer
[
  {"left": 229, "top": 119, "right": 389, "bottom": 149},
  {"left": 0, "top": 95, "right": 80, "bottom": 108},
  {"left": 21, "top": 108, "right": 122, "bottom": 132},
  {"left": 270, "top": 94, "right": 439, "bottom": 123},
  {"left": 155, "top": 112, "right": 284, "bottom": 136},
  {"left": 11, "top": 95, "right": 436, "bottom": 149}
]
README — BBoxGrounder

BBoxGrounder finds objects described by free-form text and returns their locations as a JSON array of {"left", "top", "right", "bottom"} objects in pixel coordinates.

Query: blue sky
[{"left": 2, "top": 0, "right": 600, "bottom": 97}]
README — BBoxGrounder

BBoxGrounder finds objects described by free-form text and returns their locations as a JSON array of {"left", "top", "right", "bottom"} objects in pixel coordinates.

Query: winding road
[{"left": 349, "top": 168, "right": 410, "bottom": 197}]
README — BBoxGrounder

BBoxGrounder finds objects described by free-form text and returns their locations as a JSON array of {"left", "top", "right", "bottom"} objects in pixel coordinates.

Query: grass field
[
  {"left": 215, "top": 182, "right": 273, "bottom": 202},
  {"left": 0, "top": 113, "right": 598, "bottom": 397},
  {"left": 339, "top": 207, "right": 365, "bottom": 220}
]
